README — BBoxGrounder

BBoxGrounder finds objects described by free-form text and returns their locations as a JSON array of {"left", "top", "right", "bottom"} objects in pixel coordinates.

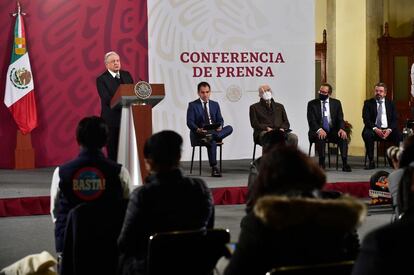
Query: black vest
[{"left": 55, "top": 149, "right": 124, "bottom": 252}]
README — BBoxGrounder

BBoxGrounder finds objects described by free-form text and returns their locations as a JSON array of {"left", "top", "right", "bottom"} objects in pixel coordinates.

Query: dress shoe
[
  {"left": 342, "top": 164, "right": 352, "bottom": 172},
  {"left": 211, "top": 166, "right": 222, "bottom": 177},
  {"left": 365, "top": 160, "right": 375, "bottom": 170}
]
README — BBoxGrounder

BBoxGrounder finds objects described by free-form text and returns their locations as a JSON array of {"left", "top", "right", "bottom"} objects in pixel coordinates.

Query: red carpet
[{"left": 0, "top": 182, "right": 369, "bottom": 217}]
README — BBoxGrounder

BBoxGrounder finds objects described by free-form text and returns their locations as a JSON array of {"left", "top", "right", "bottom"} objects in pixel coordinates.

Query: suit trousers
[
  {"left": 309, "top": 131, "right": 348, "bottom": 163},
  {"left": 204, "top": 125, "right": 233, "bottom": 167},
  {"left": 107, "top": 126, "right": 120, "bottom": 161},
  {"left": 362, "top": 128, "right": 400, "bottom": 160}
]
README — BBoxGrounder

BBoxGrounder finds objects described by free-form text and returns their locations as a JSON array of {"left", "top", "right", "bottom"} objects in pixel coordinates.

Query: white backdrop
[{"left": 148, "top": 0, "right": 315, "bottom": 160}]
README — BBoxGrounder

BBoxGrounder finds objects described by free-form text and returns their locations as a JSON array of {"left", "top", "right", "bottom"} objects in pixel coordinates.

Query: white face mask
[{"left": 261, "top": 91, "right": 272, "bottom": 101}]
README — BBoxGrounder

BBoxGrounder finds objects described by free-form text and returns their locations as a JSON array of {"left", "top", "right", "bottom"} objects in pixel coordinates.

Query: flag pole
[{"left": 12, "top": 2, "right": 36, "bottom": 169}]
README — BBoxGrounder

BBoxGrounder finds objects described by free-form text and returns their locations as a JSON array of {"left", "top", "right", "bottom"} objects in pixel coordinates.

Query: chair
[
  {"left": 60, "top": 200, "right": 127, "bottom": 275},
  {"left": 190, "top": 141, "right": 223, "bottom": 176},
  {"left": 252, "top": 141, "right": 260, "bottom": 163},
  {"left": 308, "top": 140, "right": 339, "bottom": 170},
  {"left": 266, "top": 260, "right": 354, "bottom": 275},
  {"left": 146, "top": 228, "right": 231, "bottom": 275},
  {"left": 364, "top": 139, "right": 388, "bottom": 168}
]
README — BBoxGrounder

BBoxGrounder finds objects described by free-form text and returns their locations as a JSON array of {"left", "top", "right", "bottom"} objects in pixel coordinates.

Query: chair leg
[
  {"left": 376, "top": 141, "right": 379, "bottom": 168},
  {"left": 336, "top": 144, "right": 339, "bottom": 170},
  {"left": 308, "top": 142, "right": 312, "bottom": 156},
  {"left": 364, "top": 151, "right": 367, "bottom": 167},
  {"left": 252, "top": 143, "right": 256, "bottom": 162},
  {"left": 199, "top": 146, "right": 202, "bottom": 176},
  {"left": 190, "top": 146, "right": 195, "bottom": 174},
  {"left": 219, "top": 145, "right": 222, "bottom": 173},
  {"left": 327, "top": 143, "right": 331, "bottom": 168}
]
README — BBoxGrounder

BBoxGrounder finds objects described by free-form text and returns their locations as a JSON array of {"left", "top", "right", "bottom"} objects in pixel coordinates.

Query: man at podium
[
  {"left": 96, "top": 51, "right": 134, "bottom": 161},
  {"left": 186, "top": 81, "right": 233, "bottom": 177}
]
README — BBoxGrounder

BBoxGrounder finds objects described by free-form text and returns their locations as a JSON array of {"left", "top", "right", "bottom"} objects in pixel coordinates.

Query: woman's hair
[{"left": 250, "top": 146, "right": 326, "bottom": 205}]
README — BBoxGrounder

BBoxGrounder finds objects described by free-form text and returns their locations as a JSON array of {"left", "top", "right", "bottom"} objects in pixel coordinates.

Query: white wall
[{"left": 148, "top": 0, "right": 315, "bottom": 160}]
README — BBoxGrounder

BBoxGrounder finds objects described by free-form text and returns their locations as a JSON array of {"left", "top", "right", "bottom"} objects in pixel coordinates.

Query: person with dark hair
[
  {"left": 50, "top": 116, "right": 131, "bottom": 254},
  {"left": 249, "top": 84, "right": 298, "bottom": 147},
  {"left": 225, "top": 146, "right": 365, "bottom": 275},
  {"left": 96, "top": 51, "right": 134, "bottom": 161},
  {"left": 186, "top": 81, "right": 233, "bottom": 177},
  {"left": 352, "top": 166, "right": 414, "bottom": 275},
  {"left": 387, "top": 135, "right": 414, "bottom": 217},
  {"left": 117, "top": 130, "right": 214, "bottom": 275},
  {"left": 307, "top": 83, "right": 352, "bottom": 172},
  {"left": 362, "top": 82, "right": 401, "bottom": 169}
]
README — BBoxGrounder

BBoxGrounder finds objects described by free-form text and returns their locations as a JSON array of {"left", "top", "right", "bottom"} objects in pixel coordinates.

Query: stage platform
[{"left": 0, "top": 156, "right": 393, "bottom": 217}]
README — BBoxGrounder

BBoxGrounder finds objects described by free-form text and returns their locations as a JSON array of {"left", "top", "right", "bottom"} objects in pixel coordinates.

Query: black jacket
[
  {"left": 117, "top": 169, "right": 214, "bottom": 275},
  {"left": 307, "top": 97, "right": 345, "bottom": 135},
  {"left": 96, "top": 70, "right": 133, "bottom": 127},
  {"left": 352, "top": 210, "right": 414, "bottom": 275},
  {"left": 362, "top": 97, "right": 398, "bottom": 131},
  {"left": 225, "top": 195, "right": 365, "bottom": 275},
  {"left": 55, "top": 149, "right": 125, "bottom": 252}
]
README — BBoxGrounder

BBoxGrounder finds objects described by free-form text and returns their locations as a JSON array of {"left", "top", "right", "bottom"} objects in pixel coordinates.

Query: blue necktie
[
  {"left": 376, "top": 100, "right": 383, "bottom": 128},
  {"left": 322, "top": 101, "right": 330, "bottom": 132},
  {"left": 203, "top": 102, "right": 210, "bottom": 124}
]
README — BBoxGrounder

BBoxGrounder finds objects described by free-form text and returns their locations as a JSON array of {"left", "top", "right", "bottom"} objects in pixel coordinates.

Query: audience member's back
[
  {"left": 117, "top": 130, "right": 214, "bottom": 275},
  {"left": 388, "top": 135, "right": 414, "bottom": 217},
  {"left": 225, "top": 146, "right": 366, "bottom": 275},
  {"left": 53, "top": 116, "right": 130, "bottom": 253},
  {"left": 352, "top": 166, "right": 414, "bottom": 275}
]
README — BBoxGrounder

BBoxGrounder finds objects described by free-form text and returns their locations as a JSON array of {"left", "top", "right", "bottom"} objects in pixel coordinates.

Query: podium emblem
[{"left": 134, "top": 81, "right": 152, "bottom": 99}]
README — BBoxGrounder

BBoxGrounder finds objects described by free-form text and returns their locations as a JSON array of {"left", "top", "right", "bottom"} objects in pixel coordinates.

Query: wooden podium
[{"left": 111, "top": 83, "right": 165, "bottom": 186}]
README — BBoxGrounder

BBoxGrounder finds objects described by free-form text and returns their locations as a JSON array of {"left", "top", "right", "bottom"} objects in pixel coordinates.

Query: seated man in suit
[
  {"left": 249, "top": 84, "right": 298, "bottom": 147},
  {"left": 186, "top": 81, "right": 233, "bottom": 177},
  {"left": 362, "top": 82, "right": 401, "bottom": 169},
  {"left": 307, "top": 83, "right": 352, "bottom": 172}
]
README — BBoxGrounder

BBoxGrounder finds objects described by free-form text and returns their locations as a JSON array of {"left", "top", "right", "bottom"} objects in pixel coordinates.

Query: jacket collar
[{"left": 254, "top": 195, "right": 366, "bottom": 231}]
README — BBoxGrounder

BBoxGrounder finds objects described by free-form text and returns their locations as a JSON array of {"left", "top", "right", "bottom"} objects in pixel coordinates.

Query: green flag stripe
[{"left": 10, "top": 15, "right": 23, "bottom": 64}]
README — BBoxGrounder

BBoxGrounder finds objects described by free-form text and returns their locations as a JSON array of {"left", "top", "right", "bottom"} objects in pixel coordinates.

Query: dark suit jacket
[
  {"left": 352, "top": 210, "right": 414, "bottom": 275},
  {"left": 61, "top": 200, "right": 128, "bottom": 275},
  {"left": 96, "top": 70, "right": 133, "bottom": 127},
  {"left": 307, "top": 97, "right": 345, "bottom": 135},
  {"left": 249, "top": 99, "right": 290, "bottom": 142},
  {"left": 186, "top": 99, "right": 224, "bottom": 132},
  {"left": 117, "top": 169, "right": 214, "bottom": 274},
  {"left": 362, "top": 97, "right": 398, "bottom": 131}
]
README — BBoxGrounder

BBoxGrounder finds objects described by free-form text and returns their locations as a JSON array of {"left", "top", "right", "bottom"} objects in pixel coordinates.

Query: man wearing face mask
[
  {"left": 307, "top": 83, "right": 352, "bottom": 172},
  {"left": 249, "top": 84, "right": 298, "bottom": 147},
  {"left": 362, "top": 82, "right": 401, "bottom": 169}
]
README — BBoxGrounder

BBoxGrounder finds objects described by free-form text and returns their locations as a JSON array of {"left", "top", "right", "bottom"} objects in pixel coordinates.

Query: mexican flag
[{"left": 4, "top": 7, "right": 38, "bottom": 134}]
